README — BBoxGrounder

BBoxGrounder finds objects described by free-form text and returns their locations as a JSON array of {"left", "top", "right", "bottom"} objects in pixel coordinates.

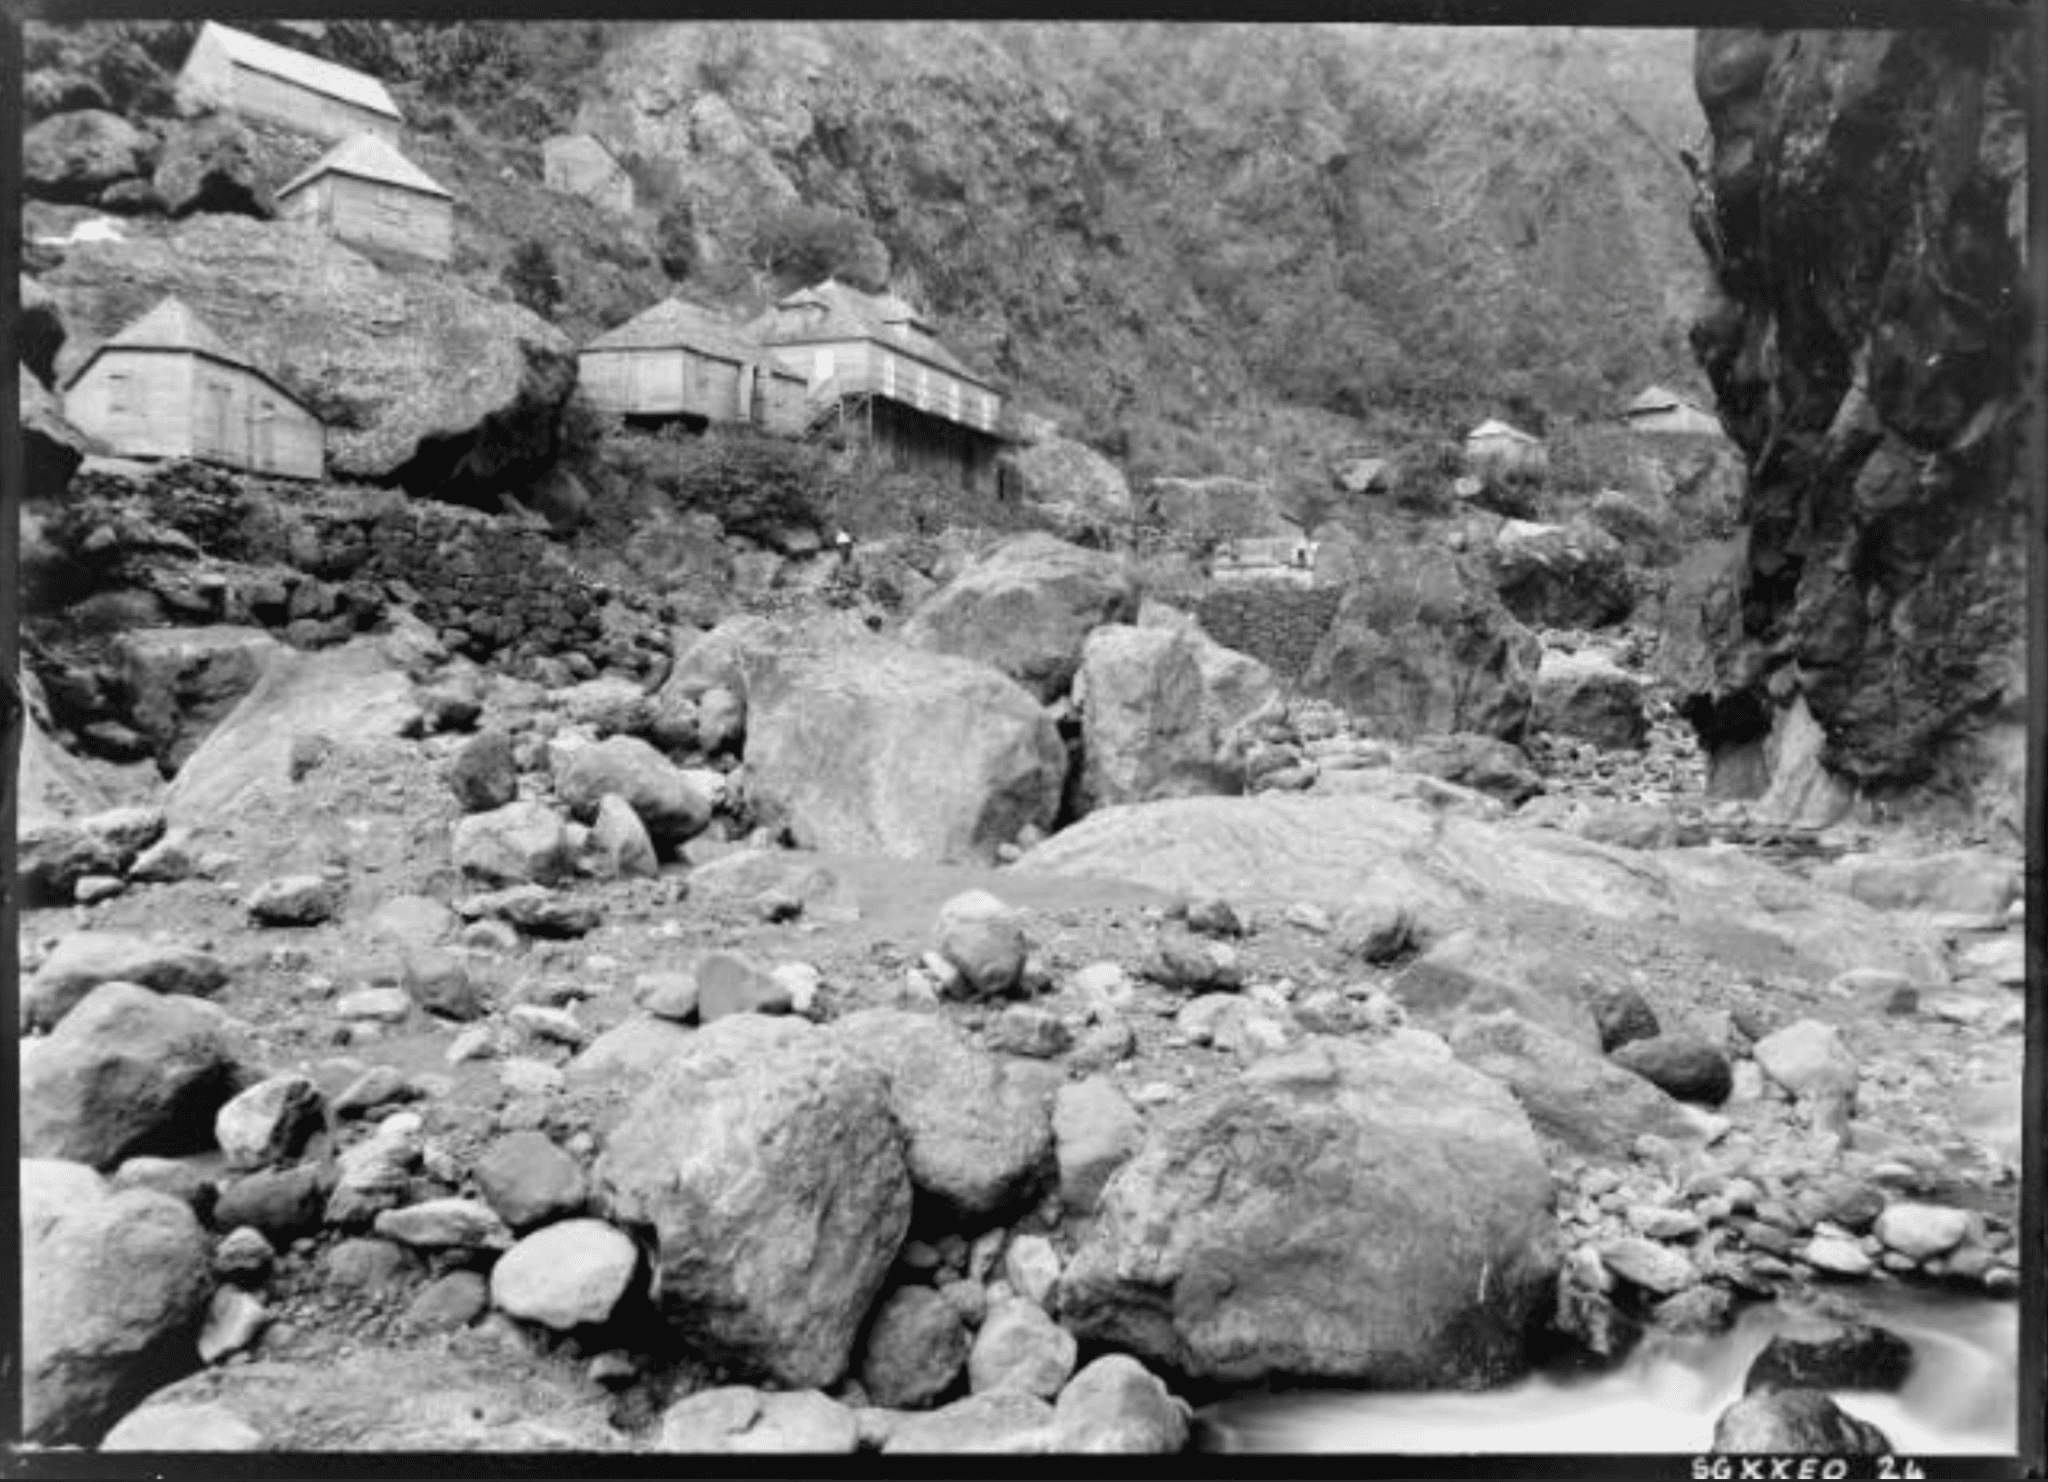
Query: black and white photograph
[{"left": 6, "top": 9, "right": 2039, "bottom": 1471}]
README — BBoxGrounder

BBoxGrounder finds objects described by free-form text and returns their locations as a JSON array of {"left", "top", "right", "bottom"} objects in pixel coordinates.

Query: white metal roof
[
  {"left": 279, "top": 132, "right": 451, "bottom": 200},
  {"left": 197, "top": 21, "right": 401, "bottom": 120}
]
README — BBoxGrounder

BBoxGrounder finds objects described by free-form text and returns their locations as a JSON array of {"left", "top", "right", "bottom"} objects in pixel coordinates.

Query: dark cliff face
[{"left": 1685, "top": 28, "right": 2030, "bottom": 801}]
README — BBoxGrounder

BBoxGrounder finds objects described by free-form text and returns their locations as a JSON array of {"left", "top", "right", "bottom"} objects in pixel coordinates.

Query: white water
[{"left": 1204, "top": 1292, "right": 2019, "bottom": 1455}]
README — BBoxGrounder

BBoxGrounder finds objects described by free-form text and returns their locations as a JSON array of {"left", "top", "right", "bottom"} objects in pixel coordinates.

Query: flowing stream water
[{"left": 1202, "top": 1291, "right": 2018, "bottom": 1455}]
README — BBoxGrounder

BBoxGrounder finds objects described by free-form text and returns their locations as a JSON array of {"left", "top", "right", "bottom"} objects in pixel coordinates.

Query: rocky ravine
[
  {"left": 1679, "top": 28, "right": 2029, "bottom": 831},
  {"left": 17, "top": 526, "right": 2023, "bottom": 1455}
]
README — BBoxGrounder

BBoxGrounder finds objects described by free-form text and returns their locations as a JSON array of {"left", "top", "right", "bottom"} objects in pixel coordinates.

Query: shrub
[
  {"left": 749, "top": 203, "right": 890, "bottom": 293},
  {"left": 661, "top": 427, "right": 832, "bottom": 544},
  {"left": 655, "top": 200, "right": 698, "bottom": 281},
  {"left": 504, "top": 239, "right": 563, "bottom": 319}
]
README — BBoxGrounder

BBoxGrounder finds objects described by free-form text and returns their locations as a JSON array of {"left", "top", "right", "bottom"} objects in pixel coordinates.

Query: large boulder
[
  {"left": 164, "top": 638, "right": 416, "bottom": 828},
  {"left": 1391, "top": 930, "right": 1600, "bottom": 1049},
  {"left": 21, "top": 981, "right": 246, "bottom": 1169},
  {"left": 1711, "top": 1390, "right": 1892, "bottom": 1455},
  {"left": 832, "top": 1008, "right": 1057, "bottom": 1224},
  {"left": 1300, "top": 548, "right": 1543, "bottom": 741},
  {"left": 595, "top": 1015, "right": 912, "bottom": 1389},
  {"left": 1489, "top": 520, "right": 1635, "bottom": 629},
  {"left": 1446, "top": 1012, "right": 1707, "bottom": 1158},
  {"left": 23, "top": 109, "right": 150, "bottom": 203},
  {"left": 999, "top": 435, "right": 1134, "bottom": 540},
  {"left": 22, "top": 1159, "right": 214, "bottom": 1445},
  {"left": 742, "top": 635, "right": 1067, "bottom": 865},
  {"left": 151, "top": 113, "right": 273, "bottom": 218},
  {"left": 1811, "top": 849, "right": 2021, "bottom": 918},
  {"left": 1072, "top": 624, "right": 1278, "bottom": 810},
  {"left": 113, "top": 626, "right": 284, "bottom": 777},
  {"left": 1014, "top": 793, "right": 1945, "bottom": 984},
  {"left": 552, "top": 735, "right": 711, "bottom": 853},
  {"left": 900, "top": 532, "right": 1138, "bottom": 703},
  {"left": 656, "top": 1387, "right": 859, "bottom": 1453},
  {"left": 1061, "top": 1033, "right": 1558, "bottom": 1386},
  {"left": 1532, "top": 649, "right": 1649, "bottom": 749},
  {"left": 22, "top": 370, "right": 91, "bottom": 504},
  {"left": 43, "top": 214, "right": 575, "bottom": 497},
  {"left": 23, "top": 933, "right": 227, "bottom": 1035}
]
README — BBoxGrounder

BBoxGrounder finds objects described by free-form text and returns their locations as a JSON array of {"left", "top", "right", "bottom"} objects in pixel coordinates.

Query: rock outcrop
[
  {"left": 1684, "top": 30, "right": 2028, "bottom": 822},
  {"left": 742, "top": 634, "right": 1067, "bottom": 864},
  {"left": 23, "top": 1159, "right": 214, "bottom": 1445},
  {"left": 1071, "top": 624, "right": 1277, "bottom": 809},
  {"left": 899, "top": 532, "right": 1138, "bottom": 703},
  {"left": 42, "top": 215, "right": 577, "bottom": 500},
  {"left": 595, "top": 1015, "right": 912, "bottom": 1388},
  {"left": 1300, "top": 547, "right": 1542, "bottom": 742},
  {"left": 1061, "top": 1034, "right": 1558, "bottom": 1386}
]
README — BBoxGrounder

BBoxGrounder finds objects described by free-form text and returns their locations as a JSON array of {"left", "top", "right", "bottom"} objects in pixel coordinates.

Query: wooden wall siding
[
  {"left": 67, "top": 351, "right": 323, "bottom": 480},
  {"left": 301, "top": 173, "right": 454, "bottom": 263},
  {"left": 178, "top": 35, "right": 398, "bottom": 143},
  {"left": 67, "top": 353, "right": 197, "bottom": 461},
  {"left": 579, "top": 347, "right": 749, "bottom": 424},
  {"left": 756, "top": 373, "right": 809, "bottom": 437},
  {"left": 861, "top": 397, "right": 1002, "bottom": 493},
  {"left": 785, "top": 338, "right": 1000, "bottom": 434}
]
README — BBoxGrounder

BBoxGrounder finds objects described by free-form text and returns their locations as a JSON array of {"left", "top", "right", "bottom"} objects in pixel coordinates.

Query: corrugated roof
[
  {"left": 582, "top": 298, "right": 765, "bottom": 364},
  {"left": 279, "top": 133, "right": 452, "bottom": 200},
  {"left": 755, "top": 278, "right": 989, "bottom": 388},
  {"left": 198, "top": 21, "right": 401, "bottom": 120},
  {"left": 1467, "top": 418, "right": 1539, "bottom": 443}
]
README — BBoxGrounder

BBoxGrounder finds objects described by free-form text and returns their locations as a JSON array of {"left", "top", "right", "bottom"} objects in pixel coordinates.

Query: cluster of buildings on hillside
[{"left": 59, "top": 21, "right": 1724, "bottom": 520}]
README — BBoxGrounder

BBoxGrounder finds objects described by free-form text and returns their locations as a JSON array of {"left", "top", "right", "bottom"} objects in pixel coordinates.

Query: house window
[
  {"left": 374, "top": 193, "right": 405, "bottom": 230},
  {"left": 107, "top": 370, "right": 133, "bottom": 416}
]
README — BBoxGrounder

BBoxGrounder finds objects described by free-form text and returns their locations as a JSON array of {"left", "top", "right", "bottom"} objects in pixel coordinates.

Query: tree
[
  {"left": 749, "top": 203, "right": 890, "bottom": 292},
  {"left": 655, "top": 201, "right": 697, "bottom": 282},
  {"left": 504, "top": 239, "right": 562, "bottom": 320}
]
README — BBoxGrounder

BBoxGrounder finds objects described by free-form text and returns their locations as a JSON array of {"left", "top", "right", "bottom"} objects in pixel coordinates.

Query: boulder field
[{"left": 15, "top": 535, "right": 2021, "bottom": 1455}]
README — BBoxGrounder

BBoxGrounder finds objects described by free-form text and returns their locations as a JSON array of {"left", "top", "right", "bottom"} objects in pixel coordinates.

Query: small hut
[
  {"left": 1623, "top": 385, "right": 1725, "bottom": 438},
  {"left": 1463, "top": 418, "right": 1548, "bottom": 486},
  {"left": 542, "top": 134, "right": 634, "bottom": 215},
  {"left": 277, "top": 134, "right": 454, "bottom": 264},
  {"left": 63, "top": 296, "right": 323, "bottom": 480},
  {"left": 176, "top": 21, "right": 402, "bottom": 143},
  {"left": 579, "top": 298, "right": 807, "bottom": 434}
]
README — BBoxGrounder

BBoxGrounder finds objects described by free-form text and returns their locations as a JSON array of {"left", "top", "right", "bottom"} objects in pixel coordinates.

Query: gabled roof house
[
  {"left": 62, "top": 296, "right": 324, "bottom": 481},
  {"left": 177, "top": 21, "right": 402, "bottom": 143}
]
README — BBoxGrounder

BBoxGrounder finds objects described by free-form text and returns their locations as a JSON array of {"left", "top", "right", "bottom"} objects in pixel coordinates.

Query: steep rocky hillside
[
  {"left": 574, "top": 22, "right": 1711, "bottom": 472},
  {"left": 1679, "top": 28, "right": 2029, "bottom": 827}
]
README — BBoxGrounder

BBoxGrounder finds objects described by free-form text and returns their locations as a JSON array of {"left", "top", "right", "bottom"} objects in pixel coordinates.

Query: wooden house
[
  {"left": 1463, "top": 417, "right": 1548, "bottom": 486},
  {"left": 176, "top": 22, "right": 403, "bottom": 144},
  {"left": 748, "top": 279, "right": 1007, "bottom": 492},
  {"left": 62, "top": 297, "right": 324, "bottom": 480},
  {"left": 1623, "top": 385, "right": 1725, "bottom": 438},
  {"left": 542, "top": 134, "right": 634, "bottom": 216},
  {"left": 277, "top": 134, "right": 454, "bottom": 264},
  {"left": 579, "top": 298, "right": 807, "bottom": 434}
]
